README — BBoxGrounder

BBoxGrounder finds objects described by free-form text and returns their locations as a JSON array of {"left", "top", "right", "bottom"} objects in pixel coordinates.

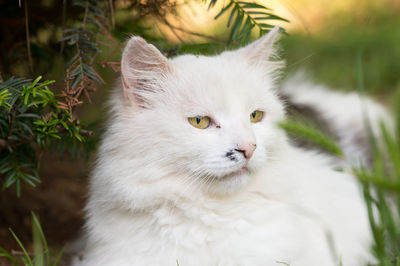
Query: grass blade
[
  {"left": 0, "top": 247, "right": 18, "bottom": 265},
  {"left": 32, "top": 212, "right": 50, "bottom": 265},
  {"left": 9, "top": 228, "right": 33, "bottom": 266},
  {"left": 279, "top": 120, "right": 344, "bottom": 158}
]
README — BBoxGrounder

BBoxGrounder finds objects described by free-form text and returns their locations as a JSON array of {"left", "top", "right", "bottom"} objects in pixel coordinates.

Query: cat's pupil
[
  {"left": 196, "top": 117, "right": 201, "bottom": 124},
  {"left": 252, "top": 112, "right": 256, "bottom": 118}
]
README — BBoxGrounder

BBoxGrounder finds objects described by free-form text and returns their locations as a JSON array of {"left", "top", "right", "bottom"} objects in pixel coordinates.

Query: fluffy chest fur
[
  {"left": 80, "top": 146, "right": 371, "bottom": 266},
  {"left": 74, "top": 28, "right": 376, "bottom": 266}
]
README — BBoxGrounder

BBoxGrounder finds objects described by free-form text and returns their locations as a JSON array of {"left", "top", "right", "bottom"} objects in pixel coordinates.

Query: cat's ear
[
  {"left": 238, "top": 26, "right": 281, "bottom": 65},
  {"left": 121, "top": 36, "right": 170, "bottom": 105}
]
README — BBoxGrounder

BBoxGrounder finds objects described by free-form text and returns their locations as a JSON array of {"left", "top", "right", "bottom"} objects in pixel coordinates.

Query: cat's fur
[{"left": 73, "top": 28, "right": 392, "bottom": 266}]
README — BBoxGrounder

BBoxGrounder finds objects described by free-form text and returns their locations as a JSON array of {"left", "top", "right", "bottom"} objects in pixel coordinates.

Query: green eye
[
  {"left": 188, "top": 116, "right": 211, "bottom": 129},
  {"left": 250, "top": 110, "right": 263, "bottom": 123}
]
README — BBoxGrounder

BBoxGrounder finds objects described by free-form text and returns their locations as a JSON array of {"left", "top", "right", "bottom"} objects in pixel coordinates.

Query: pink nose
[{"left": 235, "top": 143, "right": 257, "bottom": 159}]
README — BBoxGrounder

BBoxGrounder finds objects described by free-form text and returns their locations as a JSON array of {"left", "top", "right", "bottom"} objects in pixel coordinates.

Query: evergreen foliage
[
  {"left": 0, "top": 76, "right": 88, "bottom": 197},
  {"left": 212, "top": 0, "right": 288, "bottom": 44}
]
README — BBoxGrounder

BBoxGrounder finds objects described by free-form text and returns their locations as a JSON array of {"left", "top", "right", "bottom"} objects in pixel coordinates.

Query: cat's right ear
[
  {"left": 237, "top": 26, "right": 281, "bottom": 66},
  {"left": 121, "top": 36, "right": 170, "bottom": 106}
]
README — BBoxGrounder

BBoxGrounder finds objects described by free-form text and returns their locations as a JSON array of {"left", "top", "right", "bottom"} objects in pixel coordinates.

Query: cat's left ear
[{"left": 237, "top": 26, "right": 281, "bottom": 65}]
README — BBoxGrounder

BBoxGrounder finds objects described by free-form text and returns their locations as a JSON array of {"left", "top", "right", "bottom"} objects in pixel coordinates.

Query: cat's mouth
[{"left": 219, "top": 167, "right": 250, "bottom": 181}]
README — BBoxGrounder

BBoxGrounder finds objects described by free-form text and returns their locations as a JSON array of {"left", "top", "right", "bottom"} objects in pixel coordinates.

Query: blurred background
[{"left": 0, "top": 0, "right": 399, "bottom": 264}]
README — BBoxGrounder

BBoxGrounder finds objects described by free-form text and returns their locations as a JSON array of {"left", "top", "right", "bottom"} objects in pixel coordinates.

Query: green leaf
[
  {"left": 65, "top": 54, "right": 80, "bottom": 69},
  {"left": 2, "top": 171, "right": 18, "bottom": 190},
  {"left": 254, "top": 14, "right": 290, "bottom": 22},
  {"left": 279, "top": 120, "right": 344, "bottom": 158},
  {"left": 228, "top": 10, "right": 244, "bottom": 44},
  {"left": 24, "top": 91, "right": 30, "bottom": 105},
  {"left": 246, "top": 11, "right": 272, "bottom": 15},
  {"left": 208, "top": 0, "right": 217, "bottom": 9},
  {"left": 258, "top": 23, "right": 274, "bottom": 29},
  {"left": 210, "top": 0, "right": 287, "bottom": 45},
  {"left": 214, "top": 1, "right": 233, "bottom": 19},
  {"left": 380, "top": 122, "right": 400, "bottom": 178},
  {"left": 227, "top": 4, "right": 238, "bottom": 28},
  {"left": 32, "top": 212, "right": 50, "bottom": 265},
  {"left": 0, "top": 247, "right": 18, "bottom": 265},
  {"left": 237, "top": 1, "right": 270, "bottom": 9},
  {"left": 237, "top": 16, "right": 252, "bottom": 41},
  {"left": 356, "top": 171, "right": 400, "bottom": 191},
  {"left": 30, "top": 76, "right": 42, "bottom": 89},
  {"left": 9, "top": 228, "right": 33, "bottom": 266},
  {"left": 52, "top": 246, "right": 65, "bottom": 266},
  {"left": 0, "top": 89, "right": 12, "bottom": 109}
]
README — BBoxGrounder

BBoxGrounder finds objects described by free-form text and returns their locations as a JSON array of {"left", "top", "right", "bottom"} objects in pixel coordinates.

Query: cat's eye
[
  {"left": 250, "top": 110, "right": 264, "bottom": 123},
  {"left": 188, "top": 116, "right": 211, "bottom": 129}
]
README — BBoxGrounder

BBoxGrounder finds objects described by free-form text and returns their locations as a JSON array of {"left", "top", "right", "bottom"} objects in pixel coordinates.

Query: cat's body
[
  {"left": 73, "top": 28, "right": 391, "bottom": 266},
  {"left": 79, "top": 144, "right": 371, "bottom": 266}
]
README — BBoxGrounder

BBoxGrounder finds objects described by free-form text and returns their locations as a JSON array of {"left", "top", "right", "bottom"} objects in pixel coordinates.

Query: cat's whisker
[{"left": 177, "top": 168, "right": 208, "bottom": 196}]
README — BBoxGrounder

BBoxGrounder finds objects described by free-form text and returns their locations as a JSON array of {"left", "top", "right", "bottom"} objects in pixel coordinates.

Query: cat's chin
[
  {"left": 219, "top": 167, "right": 250, "bottom": 181},
  {"left": 206, "top": 167, "right": 251, "bottom": 195}
]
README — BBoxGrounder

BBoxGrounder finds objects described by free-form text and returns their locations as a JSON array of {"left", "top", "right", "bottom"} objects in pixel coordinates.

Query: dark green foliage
[
  {"left": 62, "top": 0, "right": 106, "bottom": 86},
  {"left": 280, "top": 109, "right": 400, "bottom": 265},
  {"left": 0, "top": 76, "right": 88, "bottom": 197},
  {"left": 280, "top": 53, "right": 400, "bottom": 265},
  {"left": 354, "top": 123, "right": 400, "bottom": 265},
  {"left": 353, "top": 52, "right": 400, "bottom": 264},
  {"left": 212, "top": 0, "right": 289, "bottom": 45}
]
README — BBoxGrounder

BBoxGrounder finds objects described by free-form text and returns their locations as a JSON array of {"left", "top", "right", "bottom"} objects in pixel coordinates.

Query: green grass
[
  {"left": 282, "top": 25, "right": 400, "bottom": 261},
  {"left": 281, "top": 11, "right": 400, "bottom": 97},
  {"left": 0, "top": 213, "right": 64, "bottom": 266}
]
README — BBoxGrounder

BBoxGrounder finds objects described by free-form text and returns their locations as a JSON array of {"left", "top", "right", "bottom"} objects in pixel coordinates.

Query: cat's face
[{"left": 119, "top": 28, "right": 285, "bottom": 195}]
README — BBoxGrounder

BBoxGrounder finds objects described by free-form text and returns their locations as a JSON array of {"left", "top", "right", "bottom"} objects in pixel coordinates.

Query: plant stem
[{"left": 24, "top": 0, "right": 33, "bottom": 73}]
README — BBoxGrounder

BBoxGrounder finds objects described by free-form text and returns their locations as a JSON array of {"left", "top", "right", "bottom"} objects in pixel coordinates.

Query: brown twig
[
  {"left": 98, "top": 42, "right": 124, "bottom": 64},
  {"left": 0, "top": 139, "right": 8, "bottom": 150},
  {"left": 83, "top": 0, "right": 89, "bottom": 26},
  {"left": 13, "top": 135, "right": 35, "bottom": 148},
  {"left": 24, "top": 0, "right": 33, "bottom": 73},
  {"left": 0, "top": 135, "right": 34, "bottom": 151},
  {"left": 60, "top": 0, "right": 67, "bottom": 55},
  {"left": 7, "top": 110, "right": 15, "bottom": 138},
  {"left": 11, "top": 250, "right": 33, "bottom": 256},
  {"left": 80, "top": 129, "right": 94, "bottom": 136},
  {"left": 98, "top": 62, "right": 120, "bottom": 72},
  {"left": 161, "top": 18, "right": 184, "bottom": 43},
  {"left": 108, "top": 0, "right": 115, "bottom": 28},
  {"left": 56, "top": 125, "right": 94, "bottom": 136}
]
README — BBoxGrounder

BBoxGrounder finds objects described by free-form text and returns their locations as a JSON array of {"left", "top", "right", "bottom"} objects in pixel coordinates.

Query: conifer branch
[{"left": 211, "top": 0, "right": 288, "bottom": 44}]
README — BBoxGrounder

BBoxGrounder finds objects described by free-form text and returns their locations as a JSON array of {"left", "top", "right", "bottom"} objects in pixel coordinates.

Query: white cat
[{"left": 73, "top": 28, "right": 392, "bottom": 266}]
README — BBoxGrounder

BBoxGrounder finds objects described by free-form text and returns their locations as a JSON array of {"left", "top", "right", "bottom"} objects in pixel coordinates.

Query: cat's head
[{"left": 112, "top": 28, "right": 286, "bottom": 197}]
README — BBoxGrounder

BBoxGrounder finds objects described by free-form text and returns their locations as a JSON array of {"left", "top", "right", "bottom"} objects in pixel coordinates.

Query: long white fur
[{"left": 73, "top": 28, "right": 382, "bottom": 266}]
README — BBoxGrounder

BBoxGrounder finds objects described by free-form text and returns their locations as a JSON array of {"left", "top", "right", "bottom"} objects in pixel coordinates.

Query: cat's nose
[{"left": 235, "top": 143, "right": 257, "bottom": 159}]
